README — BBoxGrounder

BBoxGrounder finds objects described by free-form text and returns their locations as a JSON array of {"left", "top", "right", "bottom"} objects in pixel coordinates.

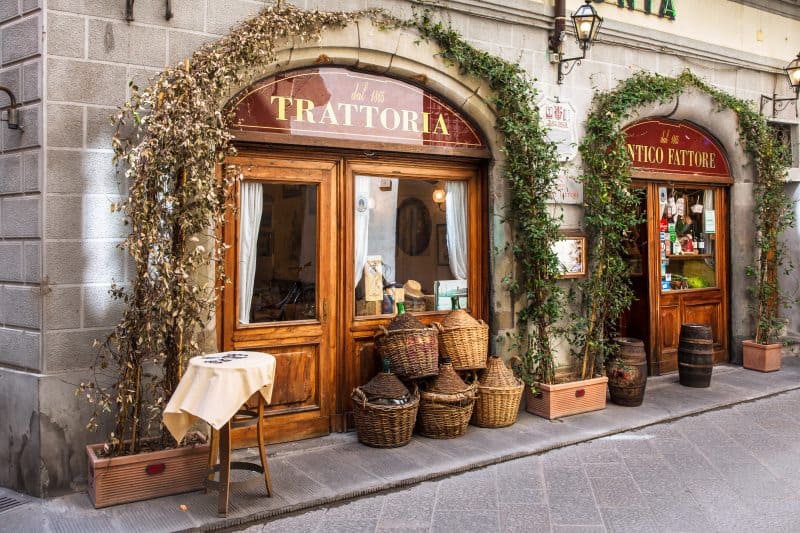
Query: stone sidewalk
[{"left": 2, "top": 356, "right": 800, "bottom": 533}]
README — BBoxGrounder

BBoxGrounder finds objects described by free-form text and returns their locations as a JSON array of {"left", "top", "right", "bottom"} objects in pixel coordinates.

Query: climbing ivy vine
[
  {"left": 80, "top": 3, "right": 566, "bottom": 454},
  {"left": 576, "top": 70, "right": 793, "bottom": 379},
  {"left": 411, "top": 13, "right": 564, "bottom": 386}
]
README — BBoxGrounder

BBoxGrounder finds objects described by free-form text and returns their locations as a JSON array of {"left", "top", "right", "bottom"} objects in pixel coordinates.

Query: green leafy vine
[
  {"left": 411, "top": 12, "right": 564, "bottom": 386},
  {"left": 80, "top": 3, "right": 566, "bottom": 454},
  {"left": 577, "top": 70, "right": 793, "bottom": 377}
]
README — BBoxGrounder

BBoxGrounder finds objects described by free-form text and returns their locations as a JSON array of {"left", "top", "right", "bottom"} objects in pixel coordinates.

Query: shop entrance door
[
  {"left": 221, "top": 154, "right": 338, "bottom": 446},
  {"left": 624, "top": 182, "right": 730, "bottom": 375}
]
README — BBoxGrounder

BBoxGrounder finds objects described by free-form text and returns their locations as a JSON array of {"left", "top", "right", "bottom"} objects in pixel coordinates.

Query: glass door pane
[
  {"left": 239, "top": 181, "right": 318, "bottom": 323},
  {"left": 353, "top": 175, "right": 469, "bottom": 317},
  {"left": 658, "top": 185, "right": 717, "bottom": 291}
]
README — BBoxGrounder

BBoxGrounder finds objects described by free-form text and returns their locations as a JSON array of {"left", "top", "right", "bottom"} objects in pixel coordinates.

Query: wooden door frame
[
  {"left": 219, "top": 152, "right": 339, "bottom": 445},
  {"left": 635, "top": 179, "right": 731, "bottom": 374},
  {"left": 219, "top": 147, "right": 489, "bottom": 438},
  {"left": 334, "top": 156, "right": 488, "bottom": 431}
]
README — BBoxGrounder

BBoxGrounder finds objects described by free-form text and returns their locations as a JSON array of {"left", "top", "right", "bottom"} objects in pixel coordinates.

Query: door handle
[{"left": 322, "top": 298, "right": 328, "bottom": 323}]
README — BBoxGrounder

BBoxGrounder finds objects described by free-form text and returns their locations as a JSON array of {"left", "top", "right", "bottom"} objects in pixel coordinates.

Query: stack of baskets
[
  {"left": 352, "top": 360, "right": 419, "bottom": 448},
  {"left": 418, "top": 358, "right": 477, "bottom": 439},
  {"left": 436, "top": 305, "right": 489, "bottom": 371},
  {"left": 375, "top": 311, "right": 438, "bottom": 380},
  {"left": 472, "top": 355, "right": 524, "bottom": 428}
]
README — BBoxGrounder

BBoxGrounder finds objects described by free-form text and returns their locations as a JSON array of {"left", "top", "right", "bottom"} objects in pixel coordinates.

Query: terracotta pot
[
  {"left": 525, "top": 376, "right": 608, "bottom": 420},
  {"left": 87, "top": 440, "right": 210, "bottom": 508},
  {"left": 742, "top": 339, "right": 782, "bottom": 372}
]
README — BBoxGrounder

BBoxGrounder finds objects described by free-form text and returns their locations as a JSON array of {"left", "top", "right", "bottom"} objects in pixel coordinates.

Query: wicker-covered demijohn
[
  {"left": 375, "top": 309, "right": 438, "bottom": 380},
  {"left": 352, "top": 360, "right": 419, "bottom": 448},
  {"left": 418, "top": 358, "right": 477, "bottom": 439},
  {"left": 471, "top": 355, "right": 524, "bottom": 428},
  {"left": 436, "top": 302, "right": 489, "bottom": 371}
]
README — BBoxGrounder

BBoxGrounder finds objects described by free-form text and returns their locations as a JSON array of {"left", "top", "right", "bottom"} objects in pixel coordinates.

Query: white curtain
[
  {"left": 238, "top": 182, "right": 263, "bottom": 324},
  {"left": 445, "top": 181, "right": 468, "bottom": 280},
  {"left": 354, "top": 175, "right": 371, "bottom": 285}
]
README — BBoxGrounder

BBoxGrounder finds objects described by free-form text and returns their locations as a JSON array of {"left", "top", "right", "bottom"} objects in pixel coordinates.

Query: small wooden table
[{"left": 163, "top": 351, "right": 277, "bottom": 516}]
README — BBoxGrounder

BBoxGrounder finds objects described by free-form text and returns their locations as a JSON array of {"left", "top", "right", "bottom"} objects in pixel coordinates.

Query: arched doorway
[
  {"left": 219, "top": 67, "right": 490, "bottom": 445},
  {"left": 619, "top": 118, "right": 732, "bottom": 375}
]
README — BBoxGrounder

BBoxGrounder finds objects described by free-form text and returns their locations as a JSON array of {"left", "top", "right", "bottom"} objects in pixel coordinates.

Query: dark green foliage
[
  {"left": 577, "top": 70, "right": 793, "bottom": 377},
  {"left": 412, "top": 12, "right": 564, "bottom": 385}
]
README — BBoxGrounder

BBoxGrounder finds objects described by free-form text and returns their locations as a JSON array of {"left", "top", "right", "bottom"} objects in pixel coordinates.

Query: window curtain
[
  {"left": 238, "top": 181, "right": 263, "bottom": 324},
  {"left": 354, "top": 175, "right": 371, "bottom": 285},
  {"left": 445, "top": 181, "right": 468, "bottom": 280}
]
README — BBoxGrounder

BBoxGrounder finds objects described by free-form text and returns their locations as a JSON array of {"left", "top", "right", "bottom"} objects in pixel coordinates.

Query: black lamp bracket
[
  {"left": 0, "top": 85, "right": 20, "bottom": 130},
  {"left": 556, "top": 47, "right": 588, "bottom": 85},
  {"left": 125, "top": 0, "right": 173, "bottom": 22},
  {"left": 760, "top": 88, "right": 799, "bottom": 118}
]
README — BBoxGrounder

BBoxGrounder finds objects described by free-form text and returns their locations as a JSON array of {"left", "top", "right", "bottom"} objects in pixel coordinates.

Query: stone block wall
[
  {"left": 0, "top": 0, "right": 797, "bottom": 496},
  {"left": 0, "top": 0, "right": 44, "bottom": 496}
]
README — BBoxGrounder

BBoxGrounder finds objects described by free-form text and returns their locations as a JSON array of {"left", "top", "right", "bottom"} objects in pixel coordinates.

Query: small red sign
[
  {"left": 622, "top": 119, "right": 730, "bottom": 177},
  {"left": 228, "top": 67, "right": 485, "bottom": 151},
  {"left": 145, "top": 463, "right": 166, "bottom": 475}
]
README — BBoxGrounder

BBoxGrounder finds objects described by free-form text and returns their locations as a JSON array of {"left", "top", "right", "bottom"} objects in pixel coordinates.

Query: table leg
[
  {"left": 218, "top": 421, "right": 232, "bottom": 516},
  {"left": 205, "top": 429, "right": 218, "bottom": 494},
  {"left": 256, "top": 400, "right": 273, "bottom": 496}
]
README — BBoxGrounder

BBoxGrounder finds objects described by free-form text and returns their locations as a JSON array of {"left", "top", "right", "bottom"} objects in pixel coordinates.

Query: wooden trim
[
  {"left": 232, "top": 131, "right": 492, "bottom": 159},
  {"left": 631, "top": 170, "right": 734, "bottom": 185}
]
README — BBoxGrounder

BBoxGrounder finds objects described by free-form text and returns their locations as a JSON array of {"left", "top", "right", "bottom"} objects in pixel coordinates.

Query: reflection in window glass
[
  {"left": 354, "top": 176, "right": 468, "bottom": 317},
  {"left": 238, "top": 181, "right": 317, "bottom": 323},
  {"left": 658, "top": 186, "right": 717, "bottom": 291}
]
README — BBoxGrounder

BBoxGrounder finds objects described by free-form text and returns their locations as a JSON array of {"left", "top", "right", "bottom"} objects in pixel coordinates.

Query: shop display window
[
  {"left": 658, "top": 186, "right": 717, "bottom": 291},
  {"left": 238, "top": 181, "right": 318, "bottom": 323},
  {"left": 353, "top": 175, "right": 469, "bottom": 317}
]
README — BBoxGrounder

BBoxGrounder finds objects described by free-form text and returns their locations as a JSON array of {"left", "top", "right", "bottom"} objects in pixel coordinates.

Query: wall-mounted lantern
[
  {"left": 760, "top": 52, "right": 800, "bottom": 117},
  {"left": 0, "top": 86, "right": 20, "bottom": 129},
  {"left": 550, "top": 0, "right": 603, "bottom": 85},
  {"left": 432, "top": 187, "right": 446, "bottom": 211}
]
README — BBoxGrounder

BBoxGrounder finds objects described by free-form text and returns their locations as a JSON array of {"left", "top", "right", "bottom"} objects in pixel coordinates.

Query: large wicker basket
[
  {"left": 436, "top": 310, "right": 489, "bottom": 371},
  {"left": 471, "top": 356, "right": 524, "bottom": 428},
  {"left": 417, "top": 360, "right": 477, "bottom": 439},
  {"left": 375, "top": 325, "right": 438, "bottom": 380},
  {"left": 352, "top": 387, "right": 419, "bottom": 448}
]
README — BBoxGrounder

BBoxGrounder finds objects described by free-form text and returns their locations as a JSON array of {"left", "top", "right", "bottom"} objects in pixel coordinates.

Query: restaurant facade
[{"left": 1, "top": 0, "right": 798, "bottom": 496}]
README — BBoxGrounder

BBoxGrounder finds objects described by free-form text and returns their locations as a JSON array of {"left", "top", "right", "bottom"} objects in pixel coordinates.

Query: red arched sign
[
  {"left": 228, "top": 67, "right": 486, "bottom": 153},
  {"left": 622, "top": 119, "right": 730, "bottom": 178}
]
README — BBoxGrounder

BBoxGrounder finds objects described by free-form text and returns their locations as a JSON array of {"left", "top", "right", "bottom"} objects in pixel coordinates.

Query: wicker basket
[
  {"left": 436, "top": 310, "right": 489, "bottom": 371},
  {"left": 417, "top": 360, "right": 477, "bottom": 439},
  {"left": 375, "top": 325, "right": 439, "bottom": 380},
  {"left": 352, "top": 387, "right": 419, "bottom": 448},
  {"left": 471, "top": 356, "right": 524, "bottom": 428}
]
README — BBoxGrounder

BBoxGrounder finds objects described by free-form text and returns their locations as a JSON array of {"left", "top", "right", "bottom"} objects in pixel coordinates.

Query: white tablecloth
[{"left": 163, "top": 351, "right": 276, "bottom": 442}]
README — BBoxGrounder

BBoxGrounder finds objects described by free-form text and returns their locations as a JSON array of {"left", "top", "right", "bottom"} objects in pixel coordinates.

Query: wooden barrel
[
  {"left": 607, "top": 337, "right": 648, "bottom": 406},
  {"left": 678, "top": 323, "right": 713, "bottom": 388}
]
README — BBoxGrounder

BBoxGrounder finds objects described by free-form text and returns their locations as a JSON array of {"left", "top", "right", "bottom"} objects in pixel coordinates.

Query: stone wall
[
  {"left": 0, "top": 0, "right": 797, "bottom": 495},
  {"left": 0, "top": 0, "right": 44, "bottom": 496}
]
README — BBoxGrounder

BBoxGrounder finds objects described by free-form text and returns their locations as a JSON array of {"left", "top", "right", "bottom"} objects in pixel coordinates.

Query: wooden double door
[
  {"left": 219, "top": 150, "right": 486, "bottom": 446},
  {"left": 622, "top": 181, "right": 730, "bottom": 375}
]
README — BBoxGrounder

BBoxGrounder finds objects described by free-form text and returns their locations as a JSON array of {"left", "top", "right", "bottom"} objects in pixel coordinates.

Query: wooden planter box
[
  {"left": 742, "top": 340, "right": 782, "bottom": 373},
  {"left": 525, "top": 376, "right": 608, "bottom": 420},
  {"left": 87, "top": 440, "right": 210, "bottom": 508}
]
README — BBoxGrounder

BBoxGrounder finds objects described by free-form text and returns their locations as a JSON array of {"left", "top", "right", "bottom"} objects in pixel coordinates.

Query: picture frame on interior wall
[
  {"left": 552, "top": 233, "right": 586, "bottom": 278},
  {"left": 437, "top": 224, "right": 449, "bottom": 266}
]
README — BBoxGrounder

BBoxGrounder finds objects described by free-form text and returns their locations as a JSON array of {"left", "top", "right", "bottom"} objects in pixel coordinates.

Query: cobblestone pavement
[{"left": 235, "top": 389, "right": 800, "bottom": 533}]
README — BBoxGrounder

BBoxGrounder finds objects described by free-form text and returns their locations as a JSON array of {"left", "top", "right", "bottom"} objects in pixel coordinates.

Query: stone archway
[
  {"left": 619, "top": 87, "right": 758, "bottom": 363},
  {"left": 217, "top": 22, "right": 518, "bottom": 337}
]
